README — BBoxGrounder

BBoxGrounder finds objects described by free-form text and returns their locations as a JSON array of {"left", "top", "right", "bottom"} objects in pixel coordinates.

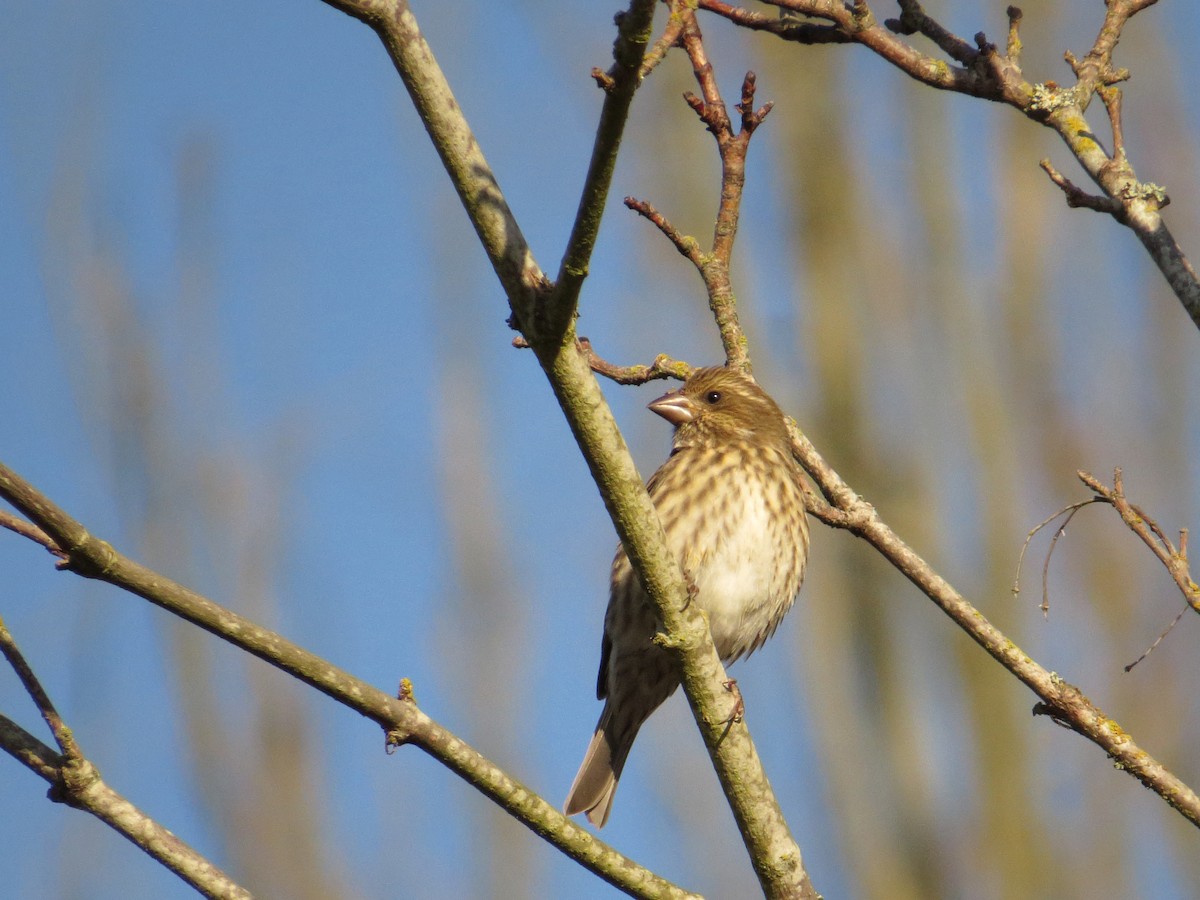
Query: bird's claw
[{"left": 722, "top": 678, "right": 744, "bottom": 724}]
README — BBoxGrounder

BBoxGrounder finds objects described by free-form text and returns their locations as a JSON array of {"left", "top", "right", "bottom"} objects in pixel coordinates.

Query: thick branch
[{"left": 314, "top": 1, "right": 817, "bottom": 895}]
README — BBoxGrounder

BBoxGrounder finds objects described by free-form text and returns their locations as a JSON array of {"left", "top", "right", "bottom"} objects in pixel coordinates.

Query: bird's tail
[{"left": 563, "top": 702, "right": 640, "bottom": 828}]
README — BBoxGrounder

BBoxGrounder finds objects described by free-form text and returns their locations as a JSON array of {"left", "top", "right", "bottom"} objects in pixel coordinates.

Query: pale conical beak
[{"left": 648, "top": 390, "right": 697, "bottom": 425}]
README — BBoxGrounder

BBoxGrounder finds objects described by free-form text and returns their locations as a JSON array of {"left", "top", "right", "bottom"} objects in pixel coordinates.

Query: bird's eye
[{"left": 704, "top": 390, "right": 722, "bottom": 404}]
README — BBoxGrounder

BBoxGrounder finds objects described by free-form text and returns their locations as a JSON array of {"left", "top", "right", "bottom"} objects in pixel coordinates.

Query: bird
[{"left": 564, "top": 365, "right": 810, "bottom": 827}]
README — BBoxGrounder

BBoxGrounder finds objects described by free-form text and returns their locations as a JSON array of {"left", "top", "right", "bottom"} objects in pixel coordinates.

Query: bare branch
[
  {"left": 1078, "top": 468, "right": 1200, "bottom": 617},
  {"left": 1040, "top": 159, "right": 1124, "bottom": 214},
  {"left": 578, "top": 339, "right": 693, "bottom": 385},
  {"left": 789, "top": 429, "right": 1200, "bottom": 829},
  {"left": 1123, "top": 607, "right": 1187, "bottom": 672},
  {"left": 698, "top": 0, "right": 1200, "bottom": 329},
  {"left": 0, "top": 619, "right": 251, "bottom": 900},
  {"left": 625, "top": 6, "right": 769, "bottom": 373},
  {"left": 0, "top": 461, "right": 698, "bottom": 899}
]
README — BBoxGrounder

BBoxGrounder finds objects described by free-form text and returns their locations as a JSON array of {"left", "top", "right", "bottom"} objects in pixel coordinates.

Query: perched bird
[{"left": 564, "top": 366, "right": 810, "bottom": 827}]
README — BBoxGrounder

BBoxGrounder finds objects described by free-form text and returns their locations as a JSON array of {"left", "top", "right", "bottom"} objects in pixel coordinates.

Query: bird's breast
[{"left": 655, "top": 443, "right": 808, "bottom": 662}]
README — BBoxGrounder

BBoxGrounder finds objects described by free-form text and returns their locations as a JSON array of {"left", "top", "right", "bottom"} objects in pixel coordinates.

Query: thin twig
[
  {"left": 1078, "top": 468, "right": 1200, "bottom": 616},
  {"left": 511, "top": 336, "right": 692, "bottom": 385},
  {"left": 624, "top": 195, "right": 706, "bottom": 264},
  {"left": 1124, "top": 607, "right": 1187, "bottom": 672},
  {"left": 1039, "top": 159, "right": 1123, "bottom": 215},
  {"left": 0, "top": 617, "right": 79, "bottom": 758},
  {"left": 1013, "top": 499, "right": 1100, "bottom": 617},
  {"left": 578, "top": 338, "right": 693, "bottom": 384},
  {"left": 0, "top": 509, "right": 66, "bottom": 559},
  {"left": 1040, "top": 506, "right": 1089, "bottom": 617},
  {"left": 626, "top": 6, "right": 764, "bottom": 373},
  {"left": 1074, "top": 469, "right": 1200, "bottom": 669}
]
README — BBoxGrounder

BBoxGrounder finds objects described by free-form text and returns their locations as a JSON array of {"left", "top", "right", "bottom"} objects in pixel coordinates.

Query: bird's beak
[{"left": 648, "top": 389, "right": 697, "bottom": 425}]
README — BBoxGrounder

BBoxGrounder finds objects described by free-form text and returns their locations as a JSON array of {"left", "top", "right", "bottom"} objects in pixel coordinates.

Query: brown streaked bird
[{"left": 564, "top": 366, "right": 810, "bottom": 827}]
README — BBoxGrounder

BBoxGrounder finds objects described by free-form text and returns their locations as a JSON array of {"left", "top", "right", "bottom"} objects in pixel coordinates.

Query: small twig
[
  {"left": 590, "top": 67, "right": 615, "bottom": 93},
  {"left": 0, "top": 510, "right": 67, "bottom": 560},
  {"left": 887, "top": 0, "right": 980, "bottom": 65},
  {"left": 679, "top": 12, "right": 731, "bottom": 140},
  {"left": 1039, "top": 507, "right": 1088, "bottom": 617},
  {"left": 624, "top": 195, "right": 706, "bottom": 263},
  {"left": 511, "top": 335, "right": 691, "bottom": 385},
  {"left": 0, "top": 617, "right": 80, "bottom": 759},
  {"left": 1013, "top": 499, "right": 1099, "bottom": 617},
  {"left": 672, "top": 9, "right": 761, "bottom": 370},
  {"left": 1014, "top": 502, "right": 1096, "bottom": 614},
  {"left": 1124, "top": 607, "right": 1187, "bottom": 672},
  {"left": 579, "top": 339, "right": 692, "bottom": 385},
  {"left": 640, "top": 4, "right": 687, "bottom": 78},
  {"left": 1098, "top": 85, "right": 1127, "bottom": 167},
  {"left": 1005, "top": 5, "right": 1023, "bottom": 65},
  {"left": 1039, "top": 159, "right": 1123, "bottom": 215},
  {"left": 1078, "top": 469, "right": 1200, "bottom": 613},
  {"left": 736, "top": 71, "right": 773, "bottom": 135}
]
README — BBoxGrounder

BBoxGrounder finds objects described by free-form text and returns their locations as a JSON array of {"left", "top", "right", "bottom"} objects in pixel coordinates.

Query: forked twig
[
  {"left": 1013, "top": 500, "right": 1100, "bottom": 617},
  {"left": 0, "top": 616, "right": 253, "bottom": 898},
  {"left": 1076, "top": 468, "right": 1200, "bottom": 669}
]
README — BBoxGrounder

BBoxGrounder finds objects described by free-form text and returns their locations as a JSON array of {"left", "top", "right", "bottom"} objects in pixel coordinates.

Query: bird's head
[{"left": 648, "top": 366, "right": 790, "bottom": 450}]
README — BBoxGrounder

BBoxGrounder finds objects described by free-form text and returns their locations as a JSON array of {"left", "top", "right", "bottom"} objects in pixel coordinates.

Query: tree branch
[
  {"left": 314, "top": 1, "right": 818, "bottom": 894},
  {"left": 698, "top": 0, "right": 1200, "bottom": 329},
  {"left": 0, "top": 463, "right": 698, "bottom": 899},
  {"left": 789, "top": 428, "right": 1200, "bottom": 828},
  {"left": 1078, "top": 468, "right": 1200, "bottom": 617},
  {"left": 318, "top": 0, "right": 552, "bottom": 334},
  {"left": 0, "top": 618, "right": 252, "bottom": 900}
]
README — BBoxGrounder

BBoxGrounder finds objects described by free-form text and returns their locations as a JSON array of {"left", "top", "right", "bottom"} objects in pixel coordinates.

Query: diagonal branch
[
  {"left": 0, "top": 463, "right": 698, "bottom": 899},
  {"left": 318, "top": 0, "right": 551, "bottom": 333},
  {"left": 0, "top": 619, "right": 252, "bottom": 900}
]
